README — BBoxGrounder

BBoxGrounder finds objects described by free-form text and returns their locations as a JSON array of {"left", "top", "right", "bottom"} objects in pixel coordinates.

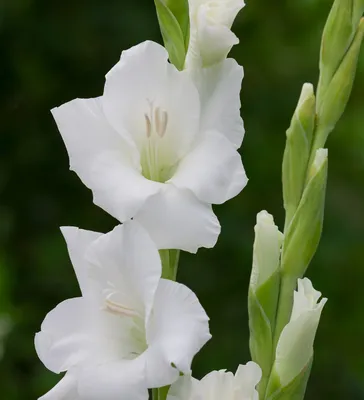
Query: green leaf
[{"left": 154, "top": 0, "right": 189, "bottom": 70}]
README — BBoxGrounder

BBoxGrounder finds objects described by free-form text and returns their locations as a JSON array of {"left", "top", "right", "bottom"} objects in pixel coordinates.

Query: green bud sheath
[
  {"left": 249, "top": 211, "right": 283, "bottom": 397},
  {"left": 314, "top": 18, "right": 364, "bottom": 151},
  {"left": 265, "top": 358, "right": 313, "bottom": 400},
  {"left": 282, "top": 149, "right": 328, "bottom": 278},
  {"left": 317, "top": 0, "right": 364, "bottom": 106},
  {"left": 282, "top": 83, "right": 316, "bottom": 227},
  {"left": 273, "top": 150, "right": 328, "bottom": 346},
  {"left": 154, "top": 0, "right": 190, "bottom": 70}
]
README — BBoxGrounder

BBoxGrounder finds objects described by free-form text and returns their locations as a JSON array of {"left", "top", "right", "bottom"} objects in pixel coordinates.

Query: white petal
[
  {"left": 60, "top": 227, "right": 102, "bottom": 297},
  {"left": 39, "top": 373, "right": 79, "bottom": 400},
  {"left": 51, "top": 97, "right": 139, "bottom": 185},
  {"left": 134, "top": 185, "right": 221, "bottom": 253},
  {"left": 35, "top": 298, "right": 92, "bottom": 374},
  {"left": 234, "top": 362, "right": 262, "bottom": 400},
  {"left": 167, "top": 375, "right": 196, "bottom": 400},
  {"left": 89, "top": 150, "right": 161, "bottom": 222},
  {"left": 103, "top": 41, "right": 200, "bottom": 160},
  {"left": 275, "top": 280, "right": 327, "bottom": 387},
  {"left": 145, "top": 279, "right": 211, "bottom": 387},
  {"left": 197, "top": 59, "right": 244, "bottom": 149},
  {"left": 199, "top": 370, "right": 235, "bottom": 399},
  {"left": 198, "top": 19, "right": 239, "bottom": 67},
  {"left": 77, "top": 359, "right": 147, "bottom": 400},
  {"left": 170, "top": 131, "right": 247, "bottom": 204},
  {"left": 85, "top": 221, "right": 161, "bottom": 322}
]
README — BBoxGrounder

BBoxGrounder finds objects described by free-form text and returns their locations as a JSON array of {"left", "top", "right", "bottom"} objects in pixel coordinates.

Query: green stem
[
  {"left": 159, "top": 249, "right": 180, "bottom": 281},
  {"left": 152, "top": 386, "right": 170, "bottom": 400}
]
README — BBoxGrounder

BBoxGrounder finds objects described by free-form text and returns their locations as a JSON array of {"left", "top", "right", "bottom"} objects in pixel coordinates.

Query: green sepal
[
  {"left": 282, "top": 84, "right": 316, "bottom": 226},
  {"left": 281, "top": 150, "right": 328, "bottom": 278},
  {"left": 265, "top": 357, "right": 313, "bottom": 400},
  {"left": 248, "top": 270, "right": 280, "bottom": 397},
  {"left": 154, "top": 0, "right": 190, "bottom": 70}
]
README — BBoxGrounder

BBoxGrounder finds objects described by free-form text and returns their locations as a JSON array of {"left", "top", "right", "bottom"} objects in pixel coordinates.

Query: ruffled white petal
[
  {"left": 145, "top": 279, "right": 211, "bottom": 387},
  {"left": 134, "top": 185, "right": 221, "bottom": 253},
  {"left": 35, "top": 298, "right": 92, "bottom": 374},
  {"left": 85, "top": 221, "right": 161, "bottom": 322},
  {"left": 60, "top": 227, "right": 102, "bottom": 297},
  {"left": 167, "top": 362, "right": 261, "bottom": 400},
  {"left": 197, "top": 59, "right": 244, "bottom": 149},
  {"left": 167, "top": 375, "right": 196, "bottom": 400},
  {"left": 198, "top": 14, "right": 239, "bottom": 67},
  {"left": 234, "top": 362, "right": 262, "bottom": 400},
  {"left": 89, "top": 150, "right": 161, "bottom": 222},
  {"left": 51, "top": 97, "right": 139, "bottom": 184},
  {"left": 39, "top": 373, "right": 79, "bottom": 400},
  {"left": 77, "top": 359, "right": 147, "bottom": 400},
  {"left": 52, "top": 98, "right": 161, "bottom": 221},
  {"left": 170, "top": 131, "right": 247, "bottom": 204},
  {"left": 103, "top": 41, "right": 201, "bottom": 161}
]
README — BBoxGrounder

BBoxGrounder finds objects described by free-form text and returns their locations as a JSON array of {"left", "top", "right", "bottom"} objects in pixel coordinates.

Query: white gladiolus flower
[
  {"left": 35, "top": 221, "right": 211, "bottom": 400},
  {"left": 51, "top": 40, "right": 246, "bottom": 253},
  {"left": 274, "top": 278, "right": 327, "bottom": 387},
  {"left": 186, "top": 0, "right": 245, "bottom": 68},
  {"left": 167, "top": 362, "right": 261, "bottom": 400}
]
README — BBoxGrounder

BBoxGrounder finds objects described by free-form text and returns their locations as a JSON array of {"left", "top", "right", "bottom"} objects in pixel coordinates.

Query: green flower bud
[
  {"left": 317, "top": 0, "right": 364, "bottom": 105},
  {"left": 282, "top": 83, "right": 316, "bottom": 226},
  {"left": 266, "top": 279, "right": 327, "bottom": 400},
  {"left": 282, "top": 149, "right": 328, "bottom": 279},
  {"left": 249, "top": 211, "right": 283, "bottom": 397},
  {"left": 154, "top": 0, "right": 190, "bottom": 70},
  {"left": 314, "top": 17, "right": 364, "bottom": 150}
]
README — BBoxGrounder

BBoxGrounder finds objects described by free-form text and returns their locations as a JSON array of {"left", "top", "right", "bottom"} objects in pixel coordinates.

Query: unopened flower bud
[{"left": 266, "top": 279, "right": 327, "bottom": 400}]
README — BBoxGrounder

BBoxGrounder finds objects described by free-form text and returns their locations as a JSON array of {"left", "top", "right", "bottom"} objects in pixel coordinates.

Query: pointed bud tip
[{"left": 298, "top": 83, "right": 315, "bottom": 108}]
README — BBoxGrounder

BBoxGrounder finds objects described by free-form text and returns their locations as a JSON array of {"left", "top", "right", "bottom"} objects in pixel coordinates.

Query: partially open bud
[
  {"left": 282, "top": 149, "right": 328, "bottom": 279},
  {"left": 265, "top": 279, "right": 327, "bottom": 400},
  {"left": 282, "top": 83, "right": 316, "bottom": 225},
  {"left": 248, "top": 211, "right": 283, "bottom": 396},
  {"left": 185, "top": 0, "right": 245, "bottom": 69}
]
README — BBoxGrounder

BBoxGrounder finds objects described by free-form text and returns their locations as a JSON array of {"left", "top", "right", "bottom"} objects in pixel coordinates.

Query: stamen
[
  {"left": 104, "top": 293, "right": 138, "bottom": 317},
  {"left": 154, "top": 108, "right": 168, "bottom": 137},
  {"left": 145, "top": 114, "right": 152, "bottom": 138}
]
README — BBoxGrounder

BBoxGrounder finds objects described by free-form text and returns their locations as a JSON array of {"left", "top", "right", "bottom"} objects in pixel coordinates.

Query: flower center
[
  {"left": 140, "top": 100, "right": 177, "bottom": 183},
  {"left": 103, "top": 290, "right": 148, "bottom": 358}
]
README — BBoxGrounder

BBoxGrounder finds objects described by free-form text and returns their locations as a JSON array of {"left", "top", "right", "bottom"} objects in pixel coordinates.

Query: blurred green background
[{"left": 1, "top": 0, "right": 364, "bottom": 398}]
